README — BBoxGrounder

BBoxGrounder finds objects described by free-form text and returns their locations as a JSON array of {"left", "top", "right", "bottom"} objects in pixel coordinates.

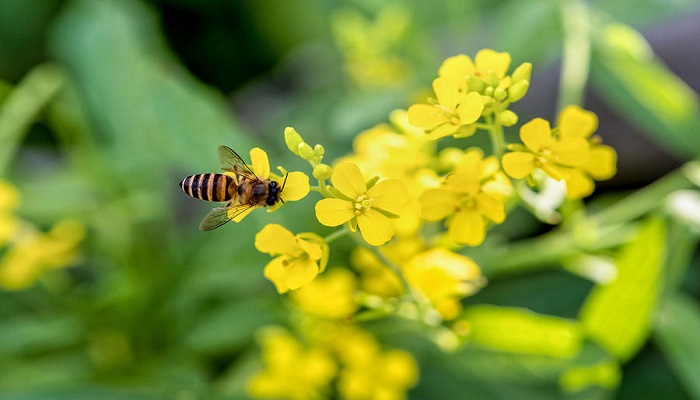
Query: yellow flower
[
  {"left": 439, "top": 49, "right": 512, "bottom": 83},
  {"left": 0, "top": 180, "right": 20, "bottom": 245},
  {"left": 255, "top": 224, "right": 328, "bottom": 294},
  {"left": 420, "top": 149, "right": 511, "bottom": 246},
  {"left": 407, "top": 77, "right": 484, "bottom": 140},
  {"left": 404, "top": 248, "right": 483, "bottom": 320},
  {"left": 247, "top": 327, "right": 337, "bottom": 400},
  {"left": 0, "top": 219, "right": 85, "bottom": 291},
  {"left": 502, "top": 117, "right": 591, "bottom": 196},
  {"left": 229, "top": 148, "right": 310, "bottom": 222},
  {"left": 556, "top": 106, "right": 617, "bottom": 199},
  {"left": 290, "top": 268, "right": 359, "bottom": 319},
  {"left": 337, "top": 345, "right": 419, "bottom": 400},
  {"left": 315, "top": 163, "right": 409, "bottom": 246}
]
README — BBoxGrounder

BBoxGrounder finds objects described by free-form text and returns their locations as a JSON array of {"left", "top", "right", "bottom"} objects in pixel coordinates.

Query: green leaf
[
  {"left": 655, "top": 294, "right": 700, "bottom": 400},
  {"left": 579, "top": 217, "right": 666, "bottom": 361},
  {"left": 48, "top": 0, "right": 251, "bottom": 176},
  {"left": 590, "top": 23, "right": 700, "bottom": 158},
  {"left": 464, "top": 305, "right": 584, "bottom": 358}
]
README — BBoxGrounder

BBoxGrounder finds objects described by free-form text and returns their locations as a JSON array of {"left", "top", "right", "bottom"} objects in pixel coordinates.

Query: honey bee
[{"left": 179, "top": 145, "right": 286, "bottom": 231}]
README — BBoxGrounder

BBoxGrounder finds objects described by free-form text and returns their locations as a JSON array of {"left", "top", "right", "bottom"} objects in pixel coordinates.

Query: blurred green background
[{"left": 1, "top": 0, "right": 700, "bottom": 399}]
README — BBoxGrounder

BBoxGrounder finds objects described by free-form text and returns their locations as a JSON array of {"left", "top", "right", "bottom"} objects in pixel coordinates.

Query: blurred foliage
[{"left": 1, "top": 0, "right": 700, "bottom": 399}]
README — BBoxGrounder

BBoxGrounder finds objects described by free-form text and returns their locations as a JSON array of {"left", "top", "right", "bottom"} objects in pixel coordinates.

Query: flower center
[{"left": 354, "top": 194, "right": 373, "bottom": 215}]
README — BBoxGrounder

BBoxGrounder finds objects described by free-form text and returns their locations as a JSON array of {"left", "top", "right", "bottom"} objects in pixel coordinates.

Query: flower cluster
[
  {"left": 0, "top": 180, "right": 85, "bottom": 290},
  {"left": 239, "top": 49, "right": 617, "bottom": 398}
]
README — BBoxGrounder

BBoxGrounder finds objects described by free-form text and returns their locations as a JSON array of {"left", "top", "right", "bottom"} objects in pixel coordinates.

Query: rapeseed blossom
[
  {"left": 420, "top": 149, "right": 511, "bottom": 246},
  {"left": 315, "top": 163, "right": 409, "bottom": 246},
  {"left": 290, "top": 268, "right": 358, "bottom": 319},
  {"left": 255, "top": 224, "right": 328, "bottom": 293}
]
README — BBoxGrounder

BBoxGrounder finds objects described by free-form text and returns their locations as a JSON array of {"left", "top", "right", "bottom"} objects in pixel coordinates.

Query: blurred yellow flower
[
  {"left": 502, "top": 118, "right": 591, "bottom": 197},
  {"left": 556, "top": 106, "right": 617, "bottom": 199},
  {"left": 228, "top": 148, "right": 310, "bottom": 222},
  {"left": 0, "top": 219, "right": 85, "bottom": 290},
  {"left": 404, "top": 248, "right": 483, "bottom": 320},
  {"left": 290, "top": 268, "right": 359, "bottom": 320},
  {"left": 407, "top": 77, "right": 484, "bottom": 140},
  {"left": 255, "top": 224, "right": 328, "bottom": 294},
  {"left": 247, "top": 328, "right": 337, "bottom": 400},
  {"left": 420, "top": 149, "right": 511, "bottom": 246},
  {"left": 0, "top": 180, "right": 20, "bottom": 245},
  {"left": 338, "top": 345, "right": 418, "bottom": 400},
  {"left": 315, "top": 163, "right": 409, "bottom": 246}
]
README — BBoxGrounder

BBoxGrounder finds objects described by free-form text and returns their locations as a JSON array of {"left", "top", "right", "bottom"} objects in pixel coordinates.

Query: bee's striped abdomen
[{"left": 179, "top": 173, "right": 235, "bottom": 202}]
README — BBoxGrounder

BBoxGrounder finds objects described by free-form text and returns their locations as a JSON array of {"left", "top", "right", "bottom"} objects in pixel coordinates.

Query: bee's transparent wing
[
  {"left": 217, "top": 145, "right": 257, "bottom": 178},
  {"left": 199, "top": 203, "right": 254, "bottom": 231}
]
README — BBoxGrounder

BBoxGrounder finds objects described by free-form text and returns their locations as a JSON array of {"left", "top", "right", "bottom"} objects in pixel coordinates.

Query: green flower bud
[
  {"left": 314, "top": 144, "right": 325, "bottom": 157},
  {"left": 497, "top": 110, "right": 518, "bottom": 127},
  {"left": 511, "top": 62, "right": 532, "bottom": 83},
  {"left": 485, "top": 71, "right": 500, "bottom": 88},
  {"left": 467, "top": 76, "right": 485, "bottom": 93},
  {"left": 284, "top": 127, "right": 304, "bottom": 155},
  {"left": 484, "top": 86, "right": 494, "bottom": 97},
  {"left": 297, "top": 142, "right": 315, "bottom": 161},
  {"left": 508, "top": 80, "right": 530, "bottom": 102},
  {"left": 493, "top": 87, "right": 507, "bottom": 101},
  {"left": 312, "top": 164, "right": 332, "bottom": 180}
]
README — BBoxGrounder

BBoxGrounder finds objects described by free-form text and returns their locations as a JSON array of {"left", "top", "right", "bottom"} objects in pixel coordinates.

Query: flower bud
[
  {"left": 493, "top": 87, "right": 507, "bottom": 101},
  {"left": 467, "top": 76, "right": 485, "bottom": 93},
  {"left": 511, "top": 62, "right": 532, "bottom": 83},
  {"left": 314, "top": 144, "right": 325, "bottom": 158},
  {"left": 497, "top": 110, "right": 518, "bottom": 127},
  {"left": 508, "top": 80, "right": 530, "bottom": 102},
  {"left": 312, "top": 164, "right": 332, "bottom": 180},
  {"left": 485, "top": 71, "right": 500, "bottom": 88},
  {"left": 284, "top": 127, "right": 304, "bottom": 155},
  {"left": 297, "top": 143, "right": 315, "bottom": 161}
]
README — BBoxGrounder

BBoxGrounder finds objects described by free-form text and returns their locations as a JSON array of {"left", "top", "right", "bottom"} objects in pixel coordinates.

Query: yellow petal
[
  {"left": 420, "top": 189, "right": 457, "bottom": 221},
  {"left": 331, "top": 163, "right": 366, "bottom": 199},
  {"left": 438, "top": 54, "right": 475, "bottom": 80},
  {"left": 561, "top": 168, "right": 595, "bottom": 200},
  {"left": 557, "top": 105, "right": 598, "bottom": 139},
  {"left": 475, "top": 193, "right": 505, "bottom": 223},
  {"left": 315, "top": 198, "right": 355, "bottom": 227},
  {"left": 475, "top": 49, "right": 511, "bottom": 78},
  {"left": 433, "top": 77, "right": 460, "bottom": 110},
  {"left": 445, "top": 174, "right": 479, "bottom": 196},
  {"left": 250, "top": 148, "right": 270, "bottom": 178},
  {"left": 255, "top": 224, "right": 299, "bottom": 255},
  {"left": 425, "top": 122, "right": 458, "bottom": 140},
  {"left": 502, "top": 152, "right": 536, "bottom": 179},
  {"left": 357, "top": 208, "right": 395, "bottom": 246},
  {"left": 456, "top": 92, "right": 484, "bottom": 124},
  {"left": 367, "top": 179, "right": 409, "bottom": 214},
  {"left": 448, "top": 210, "right": 485, "bottom": 246},
  {"left": 297, "top": 237, "right": 323, "bottom": 261},
  {"left": 279, "top": 171, "right": 310, "bottom": 202},
  {"left": 551, "top": 137, "right": 589, "bottom": 167},
  {"left": 520, "top": 118, "right": 553, "bottom": 152},
  {"left": 408, "top": 104, "right": 444, "bottom": 130},
  {"left": 584, "top": 145, "right": 617, "bottom": 180},
  {"left": 231, "top": 205, "right": 256, "bottom": 222},
  {"left": 283, "top": 259, "right": 320, "bottom": 291},
  {"left": 263, "top": 257, "right": 291, "bottom": 294}
]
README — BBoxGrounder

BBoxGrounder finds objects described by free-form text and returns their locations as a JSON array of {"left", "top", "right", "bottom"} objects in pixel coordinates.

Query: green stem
[
  {"left": 486, "top": 114, "right": 506, "bottom": 159},
  {"left": 558, "top": 0, "right": 591, "bottom": 110},
  {"left": 323, "top": 226, "right": 350, "bottom": 244},
  {"left": 349, "top": 232, "right": 437, "bottom": 324}
]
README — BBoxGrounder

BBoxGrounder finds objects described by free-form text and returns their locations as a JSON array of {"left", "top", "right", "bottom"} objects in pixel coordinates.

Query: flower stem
[
  {"left": 558, "top": 0, "right": 591, "bottom": 110},
  {"left": 323, "top": 226, "right": 350, "bottom": 244},
  {"left": 349, "top": 233, "right": 438, "bottom": 325},
  {"left": 486, "top": 114, "right": 506, "bottom": 159}
]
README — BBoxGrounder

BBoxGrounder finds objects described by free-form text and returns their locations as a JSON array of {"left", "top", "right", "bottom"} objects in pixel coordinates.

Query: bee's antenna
[{"left": 280, "top": 173, "right": 289, "bottom": 203}]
